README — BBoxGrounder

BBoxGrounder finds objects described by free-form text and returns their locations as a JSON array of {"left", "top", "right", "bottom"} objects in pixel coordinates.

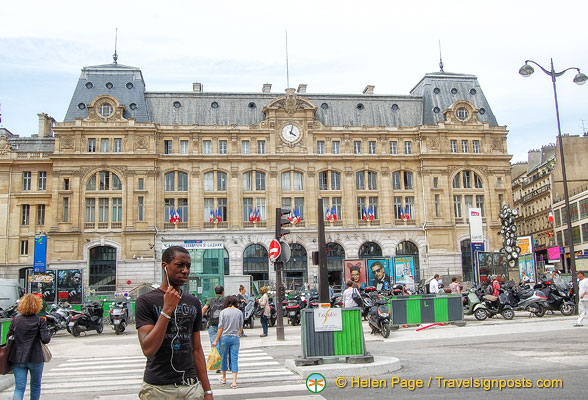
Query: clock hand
[{"left": 289, "top": 126, "right": 294, "bottom": 136}]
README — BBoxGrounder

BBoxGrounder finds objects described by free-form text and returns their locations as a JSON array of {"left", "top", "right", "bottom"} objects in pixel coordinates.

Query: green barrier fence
[
  {"left": 389, "top": 294, "right": 464, "bottom": 327},
  {"left": 301, "top": 308, "right": 366, "bottom": 358},
  {"left": 0, "top": 318, "right": 11, "bottom": 345}
]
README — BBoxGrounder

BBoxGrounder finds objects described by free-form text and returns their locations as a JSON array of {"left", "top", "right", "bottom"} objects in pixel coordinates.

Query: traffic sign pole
[{"left": 275, "top": 208, "right": 286, "bottom": 341}]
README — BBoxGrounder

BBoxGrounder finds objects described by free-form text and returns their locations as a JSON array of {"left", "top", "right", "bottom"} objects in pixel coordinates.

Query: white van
[{"left": 0, "top": 279, "right": 24, "bottom": 312}]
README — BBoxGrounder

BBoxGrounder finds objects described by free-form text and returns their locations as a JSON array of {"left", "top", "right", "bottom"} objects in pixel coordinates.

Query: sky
[{"left": 1, "top": 0, "right": 587, "bottom": 163}]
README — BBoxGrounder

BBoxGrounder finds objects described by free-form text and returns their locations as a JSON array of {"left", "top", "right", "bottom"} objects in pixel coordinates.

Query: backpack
[{"left": 208, "top": 297, "right": 224, "bottom": 327}]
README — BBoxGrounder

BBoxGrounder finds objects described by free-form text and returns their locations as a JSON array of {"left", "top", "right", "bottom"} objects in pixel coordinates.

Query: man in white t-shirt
[
  {"left": 574, "top": 271, "right": 588, "bottom": 327},
  {"left": 429, "top": 274, "right": 441, "bottom": 294}
]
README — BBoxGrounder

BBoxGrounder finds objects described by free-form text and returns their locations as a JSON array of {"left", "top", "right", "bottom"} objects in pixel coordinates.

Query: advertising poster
[
  {"left": 58, "top": 270, "right": 83, "bottom": 304},
  {"left": 393, "top": 256, "right": 415, "bottom": 290},
  {"left": 33, "top": 234, "right": 47, "bottom": 273},
  {"left": 367, "top": 259, "right": 390, "bottom": 291},
  {"left": 313, "top": 308, "right": 342, "bottom": 332},
  {"left": 518, "top": 254, "right": 536, "bottom": 283},
  {"left": 547, "top": 247, "right": 561, "bottom": 261},
  {"left": 517, "top": 236, "right": 533, "bottom": 255},
  {"left": 344, "top": 259, "right": 367, "bottom": 288}
]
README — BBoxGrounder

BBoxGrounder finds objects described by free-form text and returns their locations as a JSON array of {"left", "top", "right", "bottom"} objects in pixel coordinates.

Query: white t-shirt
[
  {"left": 342, "top": 287, "right": 357, "bottom": 308},
  {"left": 429, "top": 279, "right": 440, "bottom": 294},
  {"left": 579, "top": 278, "right": 588, "bottom": 299}
]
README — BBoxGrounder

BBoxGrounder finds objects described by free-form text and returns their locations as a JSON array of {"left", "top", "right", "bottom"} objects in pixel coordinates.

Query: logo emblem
[{"left": 306, "top": 373, "right": 326, "bottom": 393}]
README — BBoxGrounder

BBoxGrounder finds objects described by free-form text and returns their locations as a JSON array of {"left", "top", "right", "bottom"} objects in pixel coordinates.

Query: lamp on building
[{"left": 519, "top": 58, "right": 587, "bottom": 310}]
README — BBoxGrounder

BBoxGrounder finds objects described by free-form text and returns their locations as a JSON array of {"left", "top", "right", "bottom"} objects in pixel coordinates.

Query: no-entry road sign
[{"left": 269, "top": 239, "right": 281, "bottom": 262}]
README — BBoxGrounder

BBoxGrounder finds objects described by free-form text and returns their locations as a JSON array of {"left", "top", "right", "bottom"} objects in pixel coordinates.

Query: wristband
[
  {"left": 160, "top": 311, "right": 171, "bottom": 320},
  {"left": 204, "top": 390, "right": 213, "bottom": 396}
]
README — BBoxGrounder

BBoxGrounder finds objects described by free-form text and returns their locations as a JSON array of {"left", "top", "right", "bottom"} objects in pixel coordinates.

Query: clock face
[{"left": 281, "top": 124, "right": 301, "bottom": 143}]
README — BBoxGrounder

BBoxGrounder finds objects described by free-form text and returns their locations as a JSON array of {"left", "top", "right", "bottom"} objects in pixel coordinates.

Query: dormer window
[
  {"left": 98, "top": 103, "right": 113, "bottom": 118},
  {"left": 456, "top": 107, "right": 469, "bottom": 121}
]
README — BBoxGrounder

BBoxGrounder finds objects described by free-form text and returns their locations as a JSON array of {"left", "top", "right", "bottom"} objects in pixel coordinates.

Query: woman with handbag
[
  {"left": 256, "top": 286, "right": 270, "bottom": 337},
  {"left": 7, "top": 293, "right": 51, "bottom": 400}
]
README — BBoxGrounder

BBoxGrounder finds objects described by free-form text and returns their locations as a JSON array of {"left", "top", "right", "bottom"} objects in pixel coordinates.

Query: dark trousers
[{"left": 260, "top": 315, "right": 268, "bottom": 335}]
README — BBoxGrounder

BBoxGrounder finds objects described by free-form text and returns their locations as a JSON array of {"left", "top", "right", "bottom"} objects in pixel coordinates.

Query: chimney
[
  {"left": 193, "top": 82, "right": 203, "bottom": 93},
  {"left": 262, "top": 83, "right": 272, "bottom": 93},
  {"left": 362, "top": 85, "right": 375, "bottom": 95},
  {"left": 37, "top": 113, "right": 55, "bottom": 137},
  {"left": 297, "top": 84, "right": 307, "bottom": 94}
]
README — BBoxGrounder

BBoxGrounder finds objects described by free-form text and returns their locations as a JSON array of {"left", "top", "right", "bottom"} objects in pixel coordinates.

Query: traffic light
[
  {"left": 276, "top": 208, "right": 291, "bottom": 239},
  {"left": 277, "top": 285, "right": 285, "bottom": 300},
  {"left": 312, "top": 251, "right": 319, "bottom": 265}
]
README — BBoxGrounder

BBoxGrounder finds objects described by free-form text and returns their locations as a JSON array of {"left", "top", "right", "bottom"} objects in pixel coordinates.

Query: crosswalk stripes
[{"left": 1, "top": 348, "right": 312, "bottom": 399}]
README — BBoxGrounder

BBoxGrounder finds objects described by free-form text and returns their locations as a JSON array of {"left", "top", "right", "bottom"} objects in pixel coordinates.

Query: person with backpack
[
  {"left": 201, "top": 286, "right": 225, "bottom": 346},
  {"left": 342, "top": 281, "right": 360, "bottom": 308}
]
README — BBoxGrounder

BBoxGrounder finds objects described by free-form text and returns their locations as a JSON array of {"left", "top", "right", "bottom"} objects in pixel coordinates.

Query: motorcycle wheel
[
  {"left": 560, "top": 302, "right": 575, "bottom": 316},
  {"left": 381, "top": 323, "right": 391, "bottom": 338},
  {"left": 114, "top": 325, "right": 122, "bottom": 335},
  {"left": 96, "top": 324, "right": 104, "bottom": 334},
  {"left": 71, "top": 325, "right": 80, "bottom": 337},
  {"left": 474, "top": 308, "right": 488, "bottom": 321},
  {"left": 532, "top": 304, "right": 546, "bottom": 318},
  {"left": 501, "top": 309, "right": 515, "bottom": 320}
]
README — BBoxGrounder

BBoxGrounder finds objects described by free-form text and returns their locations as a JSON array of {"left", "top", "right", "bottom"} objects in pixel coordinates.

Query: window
[
  {"left": 21, "top": 205, "right": 30, "bottom": 225},
  {"left": 356, "top": 172, "right": 365, "bottom": 190},
  {"left": 242, "top": 198, "right": 253, "bottom": 222},
  {"left": 99, "top": 103, "right": 113, "bottom": 117},
  {"left": 241, "top": 141, "right": 250, "bottom": 154},
  {"left": 392, "top": 172, "right": 401, "bottom": 190},
  {"left": 404, "top": 141, "right": 412, "bottom": 154},
  {"left": 88, "top": 138, "right": 96, "bottom": 152},
  {"left": 99, "top": 198, "right": 109, "bottom": 223},
  {"left": 63, "top": 178, "right": 70, "bottom": 190},
  {"left": 461, "top": 140, "right": 468, "bottom": 153},
  {"left": 318, "top": 172, "right": 328, "bottom": 191},
  {"left": 180, "top": 140, "right": 188, "bottom": 154},
  {"left": 101, "top": 138, "right": 109, "bottom": 152},
  {"left": 456, "top": 108, "right": 469, "bottom": 120},
  {"left": 281, "top": 171, "right": 304, "bottom": 191},
  {"left": 405, "top": 196, "right": 414, "bottom": 219},
  {"left": 217, "top": 172, "right": 227, "bottom": 191},
  {"left": 281, "top": 172, "right": 290, "bottom": 191},
  {"left": 164, "top": 171, "right": 188, "bottom": 191},
  {"left": 465, "top": 195, "right": 473, "bottom": 213},
  {"left": 257, "top": 140, "right": 265, "bottom": 154},
  {"left": 177, "top": 199, "right": 188, "bottom": 223},
  {"left": 473, "top": 140, "right": 480, "bottom": 153},
  {"left": 63, "top": 198, "right": 69, "bottom": 222},
  {"left": 23, "top": 172, "right": 31, "bottom": 191},
  {"left": 317, "top": 141, "right": 325, "bottom": 154},
  {"left": 255, "top": 171, "right": 265, "bottom": 191},
  {"left": 331, "top": 172, "right": 341, "bottom": 190},
  {"left": 164, "top": 140, "right": 173, "bottom": 154},
  {"left": 368, "top": 172, "right": 377, "bottom": 190},
  {"left": 112, "top": 198, "right": 122, "bottom": 222},
  {"left": 332, "top": 141, "right": 340, "bottom": 154},
  {"left": 463, "top": 171, "right": 471, "bottom": 188},
  {"left": 138, "top": 178, "right": 144, "bottom": 190},
  {"left": 353, "top": 141, "right": 361, "bottom": 154},
  {"left": 454, "top": 195, "right": 462, "bottom": 218},
  {"left": 202, "top": 141, "right": 211, "bottom": 154},
  {"left": 219, "top": 140, "right": 227, "bottom": 154},
  {"left": 390, "top": 141, "right": 397, "bottom": 155},
  {"left": 433, "top": 177, "right": 438, "bottom": 189},
  {"left": 38, "top": 172, "right": 46, "bottom": 191},
  {"left": 497, "top": 177, "right": 502, "bottom": 188},
  {"left": 114, "top": 138, "right": 122, "bottom": 152},
  {"left": 357, "top": 197, "right": 366, "bottom": 220},
  {"left": 37, "top": 204, "right": 45, "bottom": 225},
  {"left": 393, "top": 196, "right": 403, "bottom": 219},
  {"left": 435, "top": 194, "right": 440, "bottom": 217},
  {"left": 404, "top": 171, "right": 413, "bottom": 190},
  {"left": 580, "top": 198, "right": 588, "bottom": 219},
  {"left": 242, "top": 172, "right": 252, "bottom": 191},
  {"left": 369, "top": 141, "right": 376, "bottom": 154},
  {"left": 282, "top": 197, "right": 305, "bottom": 221},
  {"left": 177, "top": 172, "right": 188, "bottom": 191},
  {"left": 498, "top": 194, "right": 504, "bottom": 209},
  {"left": 138, "top": 197, "right": 144, "bottom": 221},
  {"left": 86, "top": 199, "right": 96, "bottom": 222},
  {"left": 20, "top": 240, "right": 28, "bottom": 256},
  {"left": 476, "top": 195, "right": 485, "bottom": 217},
  {"left": 450, "top": 140, "right": 457, "bottom": 153}
]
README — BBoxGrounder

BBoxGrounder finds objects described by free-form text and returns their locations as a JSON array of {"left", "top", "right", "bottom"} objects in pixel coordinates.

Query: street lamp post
[{"left": 519, "top": 58, "right": 587, "bottom": 310}]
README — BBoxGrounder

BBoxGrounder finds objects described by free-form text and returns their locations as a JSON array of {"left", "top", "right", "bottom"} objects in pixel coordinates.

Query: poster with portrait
[
  {"left": 344, "top": 259, "right": 367, "bottom": 288},
  {"left": 57, "top": 269, "right": 83, "bottom": 304},
  {"left": 367, "top": 259, "right": 390, "bottom": 291},
  {"left": 394, "top": 256, "right": 415, "bottom": 290}
]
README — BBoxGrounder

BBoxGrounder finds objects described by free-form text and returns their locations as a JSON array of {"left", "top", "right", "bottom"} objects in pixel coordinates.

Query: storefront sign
[
  {"left": 313, "top": 308, "right": 342, "bottom": 332},
  {"left": 28, "top": 274, "right": 54, "bottom": 283},
  {"left": 163, "top": 240, "right": 224, "bottom": 250}
]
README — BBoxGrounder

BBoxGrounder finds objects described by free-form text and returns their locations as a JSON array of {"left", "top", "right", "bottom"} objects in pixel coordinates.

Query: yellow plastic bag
[{"left": 206, "top": 346, "right": 221, "bottom": 370}]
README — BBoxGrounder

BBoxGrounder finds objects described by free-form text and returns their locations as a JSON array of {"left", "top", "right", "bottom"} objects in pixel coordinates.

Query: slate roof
[{"left": 64, "top": 64, "right": 499, "bottom": 128}]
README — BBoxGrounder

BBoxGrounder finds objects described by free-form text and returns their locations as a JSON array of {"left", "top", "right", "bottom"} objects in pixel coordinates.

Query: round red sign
[{"left": 268, "top": 239, "right": 281, "bottom": 262}]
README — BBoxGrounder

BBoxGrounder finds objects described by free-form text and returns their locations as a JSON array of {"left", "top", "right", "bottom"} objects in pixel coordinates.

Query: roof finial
[
  {"left": 438, "top": 40, "right": 444, "bottom": 72},
  {"left": 113, "top": 28, "right": 118, "bottom": 64}
]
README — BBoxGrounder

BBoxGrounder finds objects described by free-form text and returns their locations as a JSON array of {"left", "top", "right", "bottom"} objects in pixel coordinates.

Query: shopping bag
[
  {"left": 0, "top": 336, "right": 14, "bottom": 375},
  {"left": 206, "top": 346, "right": 221, "bottom": 370},
  {"left": 41, "top": 342, "right": 52, "bottom": 362}
]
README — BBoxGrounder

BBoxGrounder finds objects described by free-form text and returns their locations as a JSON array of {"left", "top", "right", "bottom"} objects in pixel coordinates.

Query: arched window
[
  {"left": 318, "top": 171, "right": 341, "bottom": 191},
  {"left": 392, "top": 171, "right": 413, "bottom": 190},
  {"left": 204, "top": 171, "right": 227, "bottom": 192},
  {"left": 243, "top": 244, "right": 269, "bottom": 284},
  {"left": 452, "top": 170, "right": 485, "bottom": 218},
  {"left": 359, "top": 242, "right": 382, "bottom": 258},
  {"left": 356, "top": 171, "right": 378, "bottom": 190},
  {"left": 281, "top": 171, "right": 304, "bottom": 191},
  {"left": 164, "top": 171, "right": 188, "bottom": 192},
  {"left": 243, "top": 171, "right": 266, "bottom": 191},
  {"left": 89, "top": 245, "right": 116, "bottom": 292},
  {"left": 84, "top": 171, "right": 124, "bottom": 229},
  {"left": 163, "top": 171, "right": 189, "bottom": 224},
  {"left": 396, "top": 241, "right": 420, "bottom": 282},
  {"left": 284, "top": 244, "right": 308, "bottom": 290}
]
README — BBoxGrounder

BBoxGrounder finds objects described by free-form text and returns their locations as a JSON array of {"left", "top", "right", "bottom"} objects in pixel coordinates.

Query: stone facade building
[{"left": 0, "top": 61, "right": 512, "bottom": 298}]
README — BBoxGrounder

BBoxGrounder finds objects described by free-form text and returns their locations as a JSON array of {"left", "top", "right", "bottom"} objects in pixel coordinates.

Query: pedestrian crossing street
[{"left": 1, "top": 348, "right": 321, "bottom": 399}]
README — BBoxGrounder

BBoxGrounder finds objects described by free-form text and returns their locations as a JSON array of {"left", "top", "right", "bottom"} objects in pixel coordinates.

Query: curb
[
  {"left": 285, "top": 355, "right": 401, "bottom": 378},
  {"left": 0, "top": 374, "right": 13, "bottom": 392}
]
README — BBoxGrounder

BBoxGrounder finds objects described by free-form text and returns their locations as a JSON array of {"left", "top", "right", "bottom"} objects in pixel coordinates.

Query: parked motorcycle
[
  {"left": 367, "top": 297, "right": 391, "bottom": 338},
  {"left": 285, "top": 294, "right": 308, "bottom": 325},
  {"left": 504, "top": 283, "right": 548, "bottom": 317},
  {"left": 109, "top": 301, "right": 129, "bottom": 335},
  {"left": 534, "top": 282, "right": 574, "bottom": 316},
  {"left": 48, "top": 302, "right": 75, "bottom": 333},
  {"left": 0, "top": 302, "right": 19, "bottom": 319},
  {"left": 473, "top": 284, "right": 515, "bottom": 320},
  {"left": 243, "top": 298, "right": 256, "bottom": 328},
  {"left": 69, "top": 302, "right": 104, "bottom": 337}
]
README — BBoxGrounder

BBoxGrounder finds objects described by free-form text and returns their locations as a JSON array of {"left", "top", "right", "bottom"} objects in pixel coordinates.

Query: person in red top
[{"left": 492, "top": 276, "right": 501, "bottom": 297}]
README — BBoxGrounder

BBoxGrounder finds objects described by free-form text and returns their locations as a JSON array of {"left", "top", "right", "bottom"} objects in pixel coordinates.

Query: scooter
[
  {"left": 243, "top": 299, "right": 256, "bottom": 329},
  {"left": 505, "top": 284, "right": 549, "bottom": 317},
  {"left": 367, "top": 298, "right": 391, "bottom": 338},
  {"left": 48, "top": 303, "right": 75, "bottom": 333},
  {"left": 109, "top": 301, "right": 129, "bottom": 335},
  {"left": 463, "top": 288, "right": 486, "bottom": 320},
  {"left": 69, "top": 302, "right": 104, "bottom": 337},
  {"left": 533, "top": 282, "right": 574, "bottom": 316}
]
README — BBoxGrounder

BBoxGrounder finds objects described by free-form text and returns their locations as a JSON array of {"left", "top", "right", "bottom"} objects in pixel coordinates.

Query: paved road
[{"left": 1, "top": 314, "right": 585, "bottom": 399}]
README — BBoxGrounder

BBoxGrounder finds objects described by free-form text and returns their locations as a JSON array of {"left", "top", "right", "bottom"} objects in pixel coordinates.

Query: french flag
[
  {"left": 548, "top": 209, "right": 554, "bottom": 224},
  {"left": 325, "top": 207, "right": 331, "bottom": 221},
  {"left": 216, "top": 207, "right": 222, "bottom": 223},
  {"left": 404, "top": 205, "right": 410, "bottom": 221},
  {"left": 169, "top": 208, "right": 176, "bottom": 224},
  {"left": 173, "top": 209, "right": 180, "bottom": 224},
  {"left": 399, "top": 206, "right": 404, "bottom": 220},
  {"left": 255, "top": 208, "right": 261, "bottom": 222},
  {"left": 331, "top": 206, "right": 337, "bottom": 221},
  {"left": 249, "top": 208, "right": 255, "bottom": 222},
  {"left": 367, "top": 205, "right": 375, "bottom": 221},
  {"left": 209, "top": 209, "right": 215, "bottom": 223},
  {"left": 294, "top": 209, "right": 301, "bottom": 224},
  {"left": 362, "top": 206, "right": 367, "bottom": 221}
]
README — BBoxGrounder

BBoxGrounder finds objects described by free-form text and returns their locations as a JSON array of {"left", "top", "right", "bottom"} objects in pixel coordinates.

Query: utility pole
[
  {"left": 274, "top": 208, "right": 290, "bottom": 341},
  {"left": 317, "top": 198, "right": 329, "bottom": 303}
]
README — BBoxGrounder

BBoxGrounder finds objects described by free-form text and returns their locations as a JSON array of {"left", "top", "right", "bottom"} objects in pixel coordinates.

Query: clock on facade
[{"left": 281, "top": 124, "right": 301, "bottom": 143}]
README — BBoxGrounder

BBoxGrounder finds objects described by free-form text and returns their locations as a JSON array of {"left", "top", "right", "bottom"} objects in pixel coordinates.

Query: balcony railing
[
  {"left": 164, "top": 222, "right": 188, "bottom": 229},
  {"left": 522, "top": 184, "right": 550, "bottom": 203},
  {"left": 203, "top": 222, "right": 228, "bottom": 228},
  {"left": 243, "top": 221, "right": 267, "bottom": 228}
]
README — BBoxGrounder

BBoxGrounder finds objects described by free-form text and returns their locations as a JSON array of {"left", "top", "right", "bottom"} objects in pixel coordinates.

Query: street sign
[
  {"left": 269, "top": 239, "right": 281, "bottom": 262},
  {"left": 279, "top": 241, "right": 291, "bottom": 263}
]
